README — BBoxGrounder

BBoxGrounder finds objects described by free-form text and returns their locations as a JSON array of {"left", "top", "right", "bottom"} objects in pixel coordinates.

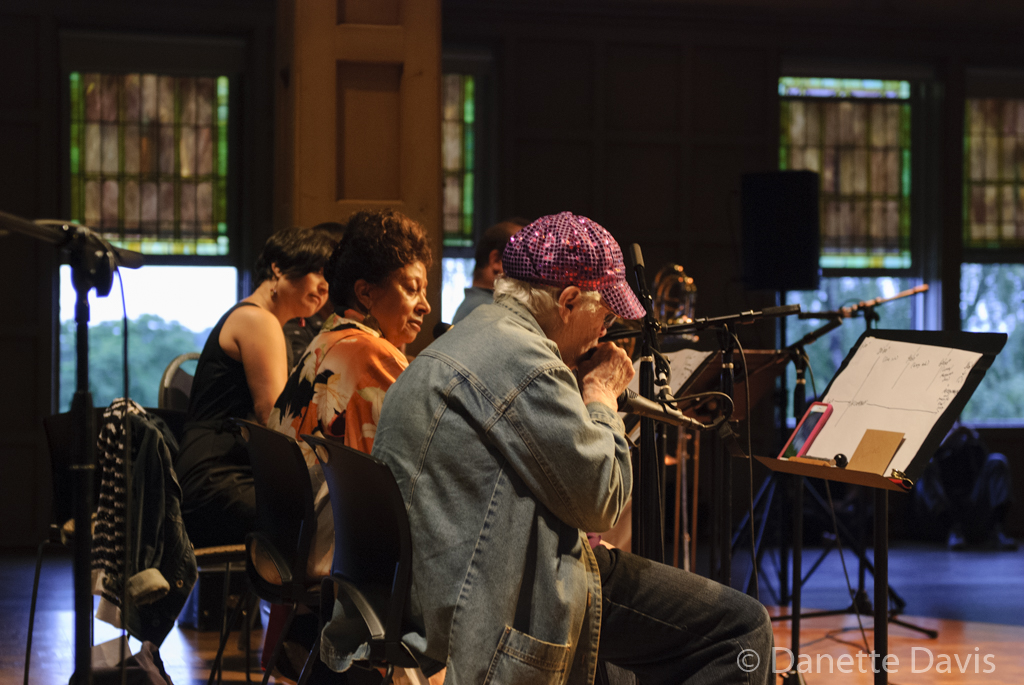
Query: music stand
[{"left": 758, "top": 328, "right": 1005, "bottom": 685}]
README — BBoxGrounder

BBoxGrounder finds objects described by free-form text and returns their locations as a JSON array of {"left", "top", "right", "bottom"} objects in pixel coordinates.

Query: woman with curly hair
[
  {"left": 270, "top": 208, "right": 432, "bottom": 479},
  {"left": 262, "top": 209, "right": 432, "bottom": 678}
]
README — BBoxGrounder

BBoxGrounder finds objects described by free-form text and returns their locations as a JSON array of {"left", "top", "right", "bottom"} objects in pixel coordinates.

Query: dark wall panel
[
  {"left": 0, "top": 447, "right": 40, "bottom": 546},
  {"left": 690, "top": 144, "right": 770, "bottom": 246},
  {"left": 603, "top": 143, "right": 680, "bottom": 244},
  {"left": 0, "top": 16, "right": 37, "bottom": 109},
  {"left": 693, "top": 46, "right": 773, "bottom": 139},
  {"left": 512, "top": 141, "right": 593, "bottom": 220},
  {"left": 0, "top": 126, "right": 39, "bottom": 226},
  {"left": 606, "top": 44, "right": 681, "bottom": 132},
  {"left": 0, "top": 336, "right": 40, "bottom": 437},
  {"left": 513, "top": 39, "right": 594, "bottom": 132}
]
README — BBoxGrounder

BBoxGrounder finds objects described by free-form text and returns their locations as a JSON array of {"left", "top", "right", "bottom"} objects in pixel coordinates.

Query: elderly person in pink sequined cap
[{"left": 317, "top": 212, "right": 774, "bottom": 685}]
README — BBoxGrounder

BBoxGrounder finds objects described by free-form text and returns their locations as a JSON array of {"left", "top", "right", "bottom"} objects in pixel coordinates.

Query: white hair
[{"left": 494, "top": 276, "right": 602, "bottom": 322}]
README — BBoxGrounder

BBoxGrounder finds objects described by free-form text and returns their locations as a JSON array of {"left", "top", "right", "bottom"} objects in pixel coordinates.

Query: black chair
[
  {"left": 302, "top": 434, "right": 426, "bottom": 685},
  {"left": 220, "top": 419, "right": 322, "bottom": 685},
  {"left": 145, "top": 407, "right": 252, "bottom": 685},
  {"left": 26, "top": 408, "right": 106, "bottom": 685},
  {"left": 159, "top": 352, "right": 200, "bottom": 411}
]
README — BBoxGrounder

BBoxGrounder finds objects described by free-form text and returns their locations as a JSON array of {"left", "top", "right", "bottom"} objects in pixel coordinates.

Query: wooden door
[{"left": 275, "top": 0, "right": 442, "bottom": 354}]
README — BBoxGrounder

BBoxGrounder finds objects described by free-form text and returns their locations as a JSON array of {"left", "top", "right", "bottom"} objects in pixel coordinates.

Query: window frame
[
  {"left": 59, "top": 30, "right": 245, "bottom": 268},
  {"left": 957, "top": 70, "right": 1024, "bottom": 425},
  {"left": 442, "top": 47, "right": 497, "bottom": 261}
]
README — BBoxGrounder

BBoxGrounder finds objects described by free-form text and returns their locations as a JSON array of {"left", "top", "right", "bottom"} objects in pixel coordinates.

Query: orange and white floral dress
[{"left": 268, "top": 310, "right": 408, "bottom": 576}]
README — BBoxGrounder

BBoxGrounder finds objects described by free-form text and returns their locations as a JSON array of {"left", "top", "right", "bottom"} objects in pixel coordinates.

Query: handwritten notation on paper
[{"left": 806, "top": 337, "right": 982, "bottom": 474}]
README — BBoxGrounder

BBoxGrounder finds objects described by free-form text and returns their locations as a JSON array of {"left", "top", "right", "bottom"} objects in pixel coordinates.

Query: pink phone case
[{"left": 779, "top": 402, "right": 833, "bottom": 459}]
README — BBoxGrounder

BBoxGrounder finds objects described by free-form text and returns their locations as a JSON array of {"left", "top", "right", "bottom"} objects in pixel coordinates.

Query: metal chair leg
[
  {"left": 296, "top": 632, "right": 321, "bottom": 685},
  {"left": 216, "top": 562, "right": 232, "bottom": 685},
  {"left": 24, "top": 539, "right": 50, "bottom": 685},
  {"left": 207, "top": 587, "right": 252, "bottom": 685},
  {"left": 262, "top": 603, "right": 297, "bottom": 685}
]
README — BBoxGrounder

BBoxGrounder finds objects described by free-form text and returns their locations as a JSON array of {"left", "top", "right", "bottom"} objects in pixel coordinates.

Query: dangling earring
[{"left": 270, "top": 277, "right": 279, "bottom": 301}]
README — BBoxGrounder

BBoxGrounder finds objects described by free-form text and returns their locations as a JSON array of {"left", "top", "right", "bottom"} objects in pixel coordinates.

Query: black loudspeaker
[{"left": 741, "top": 170, "right": 820, "bottom": 291}]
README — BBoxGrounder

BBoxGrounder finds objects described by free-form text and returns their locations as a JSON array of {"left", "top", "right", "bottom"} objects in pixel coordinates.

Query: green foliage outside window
[
  {"left": 960, "top": 264, "right": 1024, "bottom": 422},
  {"left": 59, "top": 315, "right": 207, "bottom": 412},
  {"left": 785, "top": 277, "right": 919, "bottom": 418}
]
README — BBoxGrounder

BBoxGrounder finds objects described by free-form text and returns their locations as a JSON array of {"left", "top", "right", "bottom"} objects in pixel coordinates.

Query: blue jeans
[{"left": 595, "top": 547, "right": 774, "bottom": 685}]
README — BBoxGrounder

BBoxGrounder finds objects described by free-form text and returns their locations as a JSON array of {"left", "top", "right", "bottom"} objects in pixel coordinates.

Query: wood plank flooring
[{"left": 3, "top": 545, "right": 1023, "bottom": 685}]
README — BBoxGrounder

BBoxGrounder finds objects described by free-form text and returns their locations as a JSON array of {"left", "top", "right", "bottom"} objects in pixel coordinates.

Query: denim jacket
[{"left": 358, "top": 297, "right": 632, "bottom": 684}]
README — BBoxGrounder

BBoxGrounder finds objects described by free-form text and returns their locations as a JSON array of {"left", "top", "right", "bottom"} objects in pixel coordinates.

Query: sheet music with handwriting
[{"left": 807, "top": 337, "right": 982, "bottom": 474}]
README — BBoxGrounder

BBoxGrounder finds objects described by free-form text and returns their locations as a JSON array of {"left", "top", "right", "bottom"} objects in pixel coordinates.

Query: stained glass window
[
  {"left": 442, "top": 73, "right": 475, "bottom": 248},
  {"left": 779, "top": 77, "right": 912, "bottom": 269},
  {"left": 69, "top": 72, "right": 230, "bottom": 256},
  {"left": 963, "top": 99, "right": 1024, "bottom": 248}
]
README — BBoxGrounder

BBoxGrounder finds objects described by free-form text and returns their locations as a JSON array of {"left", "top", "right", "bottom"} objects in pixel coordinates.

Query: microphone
[
  {"left": 617, "top": 388, "right": 705, "bottom": 429},
  {"left": 433, "top": 321, "right": 453, "bottom": 339},
  {"left": 759, "top": 303, "right": 801, "bottom": 319}
]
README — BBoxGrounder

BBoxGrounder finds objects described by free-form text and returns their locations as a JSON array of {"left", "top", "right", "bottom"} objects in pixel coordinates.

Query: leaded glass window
[
  {"left": 442, "top": 73, "right": 475, "bottom": 248},
  {"left": 964, "top": 99, "right": 1024, "bottom": 248},
  {"left": 779, "top": 77, "right": 912, "bottom": 269},
  {"left": 69, "top": 72, "right": 230, "bottom": 256}
]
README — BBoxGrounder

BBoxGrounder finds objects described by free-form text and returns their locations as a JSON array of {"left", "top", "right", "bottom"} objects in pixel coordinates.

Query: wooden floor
[{"left": 3, "top": 545, "right": 1023, "bottom": 685}]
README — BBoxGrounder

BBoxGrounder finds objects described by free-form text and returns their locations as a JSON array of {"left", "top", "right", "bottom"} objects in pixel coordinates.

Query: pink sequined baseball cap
[{"left": 502, "top": 212, "right": 645, "bottom": 320}]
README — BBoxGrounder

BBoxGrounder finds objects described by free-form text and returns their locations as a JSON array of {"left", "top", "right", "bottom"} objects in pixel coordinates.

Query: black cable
[
  {"left": 116, "top": 267, "right": 131, "bottom": 682},
  {"left": 730, "top": 330, "right": 758, "bottom": 600}
]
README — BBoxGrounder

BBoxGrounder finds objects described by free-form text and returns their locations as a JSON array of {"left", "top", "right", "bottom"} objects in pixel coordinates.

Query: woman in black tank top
[{"left": 176, "top": 227, "right": 334, "bottom": 548}]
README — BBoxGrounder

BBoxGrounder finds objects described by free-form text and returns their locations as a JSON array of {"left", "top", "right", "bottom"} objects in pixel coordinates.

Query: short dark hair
[
  {"left": 253, "top": 227, "right": 336, "bottom": 285},
  {"left": 474, "top": 219, "right": 526, "bottom": 272},
  {"left": 311, "top": 221, "right": 346, "bottom": 243},
  {"left": 326, "top": 209, "right": 433, "bottom": 311}
]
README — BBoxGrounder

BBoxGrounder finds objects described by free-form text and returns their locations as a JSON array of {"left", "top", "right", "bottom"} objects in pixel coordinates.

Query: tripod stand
[{"left": 1, "top": 210, "right": 143, "bottom": 682}]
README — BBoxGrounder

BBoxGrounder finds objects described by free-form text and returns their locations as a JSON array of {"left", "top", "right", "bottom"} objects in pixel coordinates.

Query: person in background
[
  {"left": 450, "top": 218, "right": 525, "bottom": 324},
  {"left": 175, "top": 227, "right": 333, "bottom": 549},
  {"left": 283, "top": 221, "right": 348, "bottom": 370},
  {"left": 265, "top": 209, "right": 433, "bottom": 681},
  {"left": 915, "top": 420, "right": 1017, "bottom": 550}
]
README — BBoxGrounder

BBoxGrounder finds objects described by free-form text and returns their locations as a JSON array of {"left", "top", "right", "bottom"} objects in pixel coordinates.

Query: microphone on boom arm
[{"left": 616, "top": 388, "right": 724, "bottom": 431}]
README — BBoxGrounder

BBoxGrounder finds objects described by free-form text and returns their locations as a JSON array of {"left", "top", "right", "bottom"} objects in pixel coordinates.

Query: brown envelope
[{"left": 848, "top": 429, "right": 905, "bottom": 475}]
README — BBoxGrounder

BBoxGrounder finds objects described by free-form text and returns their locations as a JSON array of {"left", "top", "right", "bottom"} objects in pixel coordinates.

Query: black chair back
[
  {"left": 302, "top": 434, "right": 412, "bottom": 645},
  {"left": 41, "top": 407, "right": 105, "bottom": 526},
  {"left": 236, "top": 419, "right": 316, "bottom": 575}
]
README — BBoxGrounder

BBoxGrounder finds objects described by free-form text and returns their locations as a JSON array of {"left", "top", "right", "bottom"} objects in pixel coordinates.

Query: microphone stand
[
  {"left": 629, "top": 244, "right": 666, "bottom": 563},
  {"left": 606, "top": 297, "right": 802, "bottom": 576},
  {"left": 1, "top": 211, "right": 142, "bottom": 684},
  {"left": 620, "top": 304, "right": 801, "bottom": 583}
]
